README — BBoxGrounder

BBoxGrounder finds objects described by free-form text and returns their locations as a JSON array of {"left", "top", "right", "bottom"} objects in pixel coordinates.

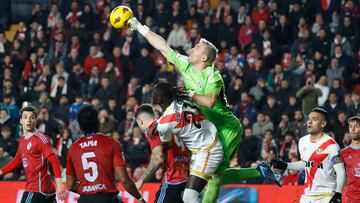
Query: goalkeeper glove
[
  {"left": 127, "top": 17, "right": 149, "bottom": 37},
  {"left": 272, "top": 159, "right": 288, "bottom": 170},
  {"left": 329, "top": 192, "right": 342, "bottom": 203}
]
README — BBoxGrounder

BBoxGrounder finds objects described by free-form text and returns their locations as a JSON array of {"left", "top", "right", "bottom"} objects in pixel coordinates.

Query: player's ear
[
  {"left": 201, "top": 54, "right": 208, "bottom": 63},
  {"left": 321, "top": 120, "right": 327, "bottom": 128}
]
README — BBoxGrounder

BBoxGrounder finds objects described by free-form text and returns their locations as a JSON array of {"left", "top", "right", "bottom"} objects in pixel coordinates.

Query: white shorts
[
  {"left": 300, "top": 194, "right": 333, "bottom": 203},
  {"left": 189, "top": 138, "right": 223, "bottom": 180}
]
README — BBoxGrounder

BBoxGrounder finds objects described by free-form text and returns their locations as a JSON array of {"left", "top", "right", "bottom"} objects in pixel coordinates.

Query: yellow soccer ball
[{"left": 109, "top": 5, "right": 134, "bottom": 29}]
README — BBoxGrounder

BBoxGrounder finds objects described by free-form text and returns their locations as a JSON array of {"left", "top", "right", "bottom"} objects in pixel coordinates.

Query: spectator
[
  {"left": 237, "top": 128, "right": 261, "bottom": 168},
  {"left": 276, "top": 113, "right": 291, "bottom": 138},
  {"left": 0, "top": 125, "right": 17, "bottom": 156},
  {"left": 260, "top": 130, "right": 277, "bottom": 163},
  {"left": 224, "top": 45, "right": 246, "bottom": 75},
  {"left": 347, "top": 90, "right": 360, "bottom": 117},
  {"left": 330, "top": 78, "right": 346, "bottom": 102},
  {"left": 237, "top": 5, "right": 247, "bottom": 25},
  {"left": 169, "top": 0, "right": 186, "bottom": 25},
  {"left": 83, "top": 45, "right": 106, "bottom": 76},
  {"left": 95, "top": 76, "right": 116, "bottom": 104},
  {"left": 106, "top": 98, "right": 124, "bottom": 123},
  {"left": 32, "top": 91, "right": 52, "bottom": 112},
  {"left": 152, "top": 2, "right": 169, "bottom": 28},
  {"left": 233, "top": 92, "right": 257, "bottom": 122},
  {"left": 288, "top": 110, "right": 307, "bottom": 139},
  {"left": 50, "top": 76, "right": 69, "bottom": 103},
  {"left": 120, "top": 77, "right": 142, "bottom": 104},
  {"left": 227, "top": 77, "right": 246, "bottom": 106},
  {"left": 330, "top": 32, "right": 353, "bottom": 57},
  {"left": 51, "top": 95, "right": 70, "bottom": 125},
  {"left": 249, "top": 77, "right": 270, "bottom": 106},
  {"left": 218, "top": 15, "right": 238, "bottom": 47},
  {"left": 99, "top": 108, "right": 117, "bottom": 135},
  {"left": 36, "top": 106, "right": 62, "bottom": 143},
  {"left": 252, "top": 112, "right": 274, "bottom": 138},
  {"left": 0, "top": 32, "right": 11, "bottom": 60},
  {"left": 283, "top": 95, "right": 301, "bottom": 120},
  {"left": 80, "top": 3, "right": 100, "bottom": 33},
  {"left": 313, "top": 28, "right": 331, "bottom": 59},
  {"left": 49, "top": 32, "right": 67, "bottom": 62},
  {"left": 283, "top": 157, "right": 303, "bottom": 186},
  {"left": 323, "top": 92, "right": 347, "bottom": 124},
  {"left": 135, "top": 46, "right": 156, "bottom": 85},
  {"left": 118, "top": 110, "right": 135, "bottom": 137},
  {"left": 153, "top": 63, "right": 177, "bottom": 85},
  {"left": 314, "top": 75, "right": 330, "bottom": 107},
  {"left": 69, "top": 94, "right": 84, "bottom": 122},
  {"left": 0, "top": 146, "right": 13, "bottom": 180},
  {"left": 124, "top": 126, "right": 150, "bottom": 171},
  {"left": 331, "top": 111, "right": 348, "bottom": 148},
  {"left": 65, "top": 1, "right": 82, "bottom": 27},
  {"left": 214, "top": 0, "right": 232, "bottom": 24},
  {"left": 262, "top": 95, "right": 282, "bottom": 126},
  {"left": 68, "top": 63, "right": 88, "bottom": 97},
  {"left": 0, "top": 94, "right": 19, "bottom": 122},
  {"left": 326, "top": 58, "right": 346, "bottom": 85},
  {"left": 273, "top": 15, "right": 292, "bottom": 49},
  {"left": 56, "top": 127, "right": 72, "bottom": 168},
  {"left": 279, "top": 131, "right": 298, "bottom": 162},
  {"left": 47, "top": 3, "right": 62, "bottom": 29},
  {"left": 167, "top": 22, "right": 187, "bottom": 52},
  {"left": 274, "top": 79, "right": 292, "bottom": 105},
  {"left": 238, "top": 16, "right": 256, "bottom": 51},
  {"left": 201, "top": 15, "right": 217, "bottom": 46},
  {"left": 85, "top": 65, "right": 101, "bottom": 99},
  {"left": 251, "top": 0, "right": 269, "bottom": 25},
  {"left": 296, "top": 76, "right": 322, "bottom": 115}
]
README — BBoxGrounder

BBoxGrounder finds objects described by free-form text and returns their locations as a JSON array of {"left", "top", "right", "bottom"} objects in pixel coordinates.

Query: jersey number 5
[
  {"left": 81, "top": 152, "right": 98, "bottom": 182},
  {"left": 184, "top": 111, "right": 201, "bottom": 129}
]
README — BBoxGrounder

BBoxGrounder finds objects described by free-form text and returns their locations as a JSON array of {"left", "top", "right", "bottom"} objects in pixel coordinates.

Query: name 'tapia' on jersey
[
  {"left": 298, "top": 134, "right": 342, "bottom": 196},
  {"left": 157, "top": 100, "right": 218, "bottom": 152}
]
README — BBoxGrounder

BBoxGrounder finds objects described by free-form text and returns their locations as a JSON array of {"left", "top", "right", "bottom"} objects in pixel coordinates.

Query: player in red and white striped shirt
[
  {"left": 273, "top": 108, "right": 346, "bottom": 203},
  {"left": 0, "top": 105, "right": 68, "bottom": 203},
  {"left": 341, "top": 116, "right": 360, "bottom": 203}
]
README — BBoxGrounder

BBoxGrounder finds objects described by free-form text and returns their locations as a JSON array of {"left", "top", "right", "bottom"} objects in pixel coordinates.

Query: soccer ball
[{"left": 109, "top": 5, "right": 134, "bottom": 29}]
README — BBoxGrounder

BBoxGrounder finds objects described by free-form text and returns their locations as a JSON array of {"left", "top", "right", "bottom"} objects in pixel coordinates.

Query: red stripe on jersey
[
  {"left": 159, "top": 112, "right": 206, "bottom": 129},
  {"left": 305, "top": 139, "right": 336, "bottom": 190}
]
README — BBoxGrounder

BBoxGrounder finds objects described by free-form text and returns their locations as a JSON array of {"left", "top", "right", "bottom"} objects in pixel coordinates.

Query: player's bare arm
[
  {"left": 136, "top": 145, "right": 164, "bottom": 189},
  {"left": 128, "top": 18, "right": 172, "bottom": 56},
  {"left": 115, "top": 166, "right": 146, "bottom": 203},
  {"left": 191, "top": 93, "right": 218, "bottom": 108}
]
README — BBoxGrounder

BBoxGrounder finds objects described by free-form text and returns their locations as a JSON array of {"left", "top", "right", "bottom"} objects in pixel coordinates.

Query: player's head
[
  {"left": 348, "top": 116, "right": 360, "bottom": 141},
  {"left": 188, "top": 38, "right": 218, "bottom": 66},
  {"left": 19, "top": 105, "right": 38, "bottom": 133},
  {"left": 134, "top": 104, "right": 156, "bottom": 132},
  {"left": 77, "top": 105, "right": 99, "bottom": 134},
  {"left": 306, "top": 107, "right": 328, "bottom": 135},
  {"left": 152, "top": 82, "right": 190, "bottom": 111}
]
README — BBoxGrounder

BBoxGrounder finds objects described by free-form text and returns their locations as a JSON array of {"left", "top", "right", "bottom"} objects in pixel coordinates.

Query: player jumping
[
  {"left": 146, "top": 82, "right": 223, "bottom": 203},
  {"left": 273, "top": 108, "right": 346, "bottom": 203},
  {"left": 341, "top": 116, "right": 360, "bottom": 203},
  {"left": 127, "top": 16, "right": 264, "bottom": 203},
  {"left": 135, "top": 104, "right": 190, "bottom": 203},
  {"left": 66, "top": 105, "right": 146, "bottom": 203},
  {"left": 0, "top": 105, "right": 68, "bottom": 203}
]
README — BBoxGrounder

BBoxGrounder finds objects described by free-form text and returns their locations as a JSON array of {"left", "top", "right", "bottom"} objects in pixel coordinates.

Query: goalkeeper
[{"left": 128, "top": 18, "right": 261, "bottom": 202}]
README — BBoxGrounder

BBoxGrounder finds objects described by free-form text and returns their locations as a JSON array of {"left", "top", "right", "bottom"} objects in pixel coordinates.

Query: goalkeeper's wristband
[{"left": 136, "top": 24, "right": 150, "bottom": 37}]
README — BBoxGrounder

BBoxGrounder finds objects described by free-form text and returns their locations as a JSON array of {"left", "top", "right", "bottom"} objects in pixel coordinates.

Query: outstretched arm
[
  {"left": 128, "top": 18, "right": 172, "bottom": 56},
  {"left": 0, "top": 150, "right": 22, "bottom": 175}
]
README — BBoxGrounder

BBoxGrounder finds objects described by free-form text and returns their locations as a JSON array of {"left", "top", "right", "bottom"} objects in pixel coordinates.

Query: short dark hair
[
  {"left": 134, "top": 104, "right": 155, "bottom": 119},
  {"left": 77, "top": 105, "right": 99, "bottom": 134},
  {"left": 311, "top": 107, "right": 328, "bottom": 121},
  {"left": 20, "top": 105, "right": 38, "bottom": 118}
]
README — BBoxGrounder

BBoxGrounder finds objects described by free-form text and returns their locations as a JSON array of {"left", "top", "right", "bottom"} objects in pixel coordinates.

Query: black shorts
[
  {"left": 21, "top": 192, "right": 56, "bottom": 203},
  {"left": 155, "top": 181, "right": 186, "bottom": 203},
  {"left": 78, "top": 192, "right": 122, "bottom": 203}
]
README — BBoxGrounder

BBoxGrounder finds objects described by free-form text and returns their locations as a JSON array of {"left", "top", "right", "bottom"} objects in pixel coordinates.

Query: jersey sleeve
[
  {"left": 329, "top": 143, "right": 343, "bottom": 166},
  {"left": 146, "top": 132, "right": 162, "bottom": 150},
  {"left": 166, "top": 50, "right": 190, "bottom": 75},
  {"left": 204, "top": 68, "right": 223, "bottom": 95},
  {"left": 66, "top": 148, "right": 75, "bottom": 176},
  {"left": 113, "top": 140, "right": 126, "bottom": 167},
  {"left": 40, "top": 136, "right": 56, "bottom": 159},
  {"left": 157, "top": 121, "right": 173, "bottom": 143}
]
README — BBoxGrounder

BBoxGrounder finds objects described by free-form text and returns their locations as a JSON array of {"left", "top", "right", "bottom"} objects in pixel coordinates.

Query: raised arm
[{"left": 128, "top": 18, "right": 172, "bottom": 56}]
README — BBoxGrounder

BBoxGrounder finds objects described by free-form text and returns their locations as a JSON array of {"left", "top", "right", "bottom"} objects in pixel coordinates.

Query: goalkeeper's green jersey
[{"left": 166, "top": 50, "right": 241, "bottom": 131}]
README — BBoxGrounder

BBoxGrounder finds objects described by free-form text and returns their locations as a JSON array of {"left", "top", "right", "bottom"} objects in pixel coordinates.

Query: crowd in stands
[{"left": 0, "top": 0, "right": 359, "bottom": 186}]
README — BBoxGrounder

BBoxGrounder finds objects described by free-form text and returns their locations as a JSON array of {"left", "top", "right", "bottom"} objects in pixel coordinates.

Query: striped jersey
[
  {"left": 157, "top": 99, "right": 218, "bottom": 152},
  {"left": 298, "top": 134, "right": 342, "bottom": 196}
]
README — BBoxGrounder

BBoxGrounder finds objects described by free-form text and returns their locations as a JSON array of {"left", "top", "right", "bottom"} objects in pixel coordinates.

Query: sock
[
  {"left": 202, "top": 174, "right": 222, "bottom": 203},
  {"left": 183, "top": 188, "right": 200, "bottom": 203}
]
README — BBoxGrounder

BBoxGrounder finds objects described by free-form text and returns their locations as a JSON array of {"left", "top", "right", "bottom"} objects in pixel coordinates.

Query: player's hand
[
  {"left": 135, "top": 179, "right": 144, "bottom": 190},
  {"left": 0, "top": 169, "right": 3, "bottom": 176},
  {"left": 329, "top": 192, "right": 341, "bottom": 203},
  {"left": 128, "top": 17, "right": 141, "bottom": 31},
  {"left": 56, "top": 182, "right": 68, "bottom": 200},
  {"left": 272, "top": 159, "right": 288, "bottom": 170}
]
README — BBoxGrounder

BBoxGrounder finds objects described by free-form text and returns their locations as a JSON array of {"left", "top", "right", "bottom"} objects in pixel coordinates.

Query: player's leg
[
  {"left": 183, "top": 175, "right": 208, "bottom": 203},
  {"left": 202, "top": 127, "right": 242, "bottom": 203}
]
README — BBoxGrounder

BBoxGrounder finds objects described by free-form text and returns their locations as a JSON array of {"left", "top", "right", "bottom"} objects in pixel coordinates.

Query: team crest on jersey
[
  {"left": 316, "top": 148, "right": 324, "bottom": 154},
  {"left": 27, "top": 142, "right": 32, "bottom": 150},
  {"left": 354, "top": 163, "right": 360, "bottom": 177},
  {"left": 197, "top": 81, "right": 203, "bottom": 89}
]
